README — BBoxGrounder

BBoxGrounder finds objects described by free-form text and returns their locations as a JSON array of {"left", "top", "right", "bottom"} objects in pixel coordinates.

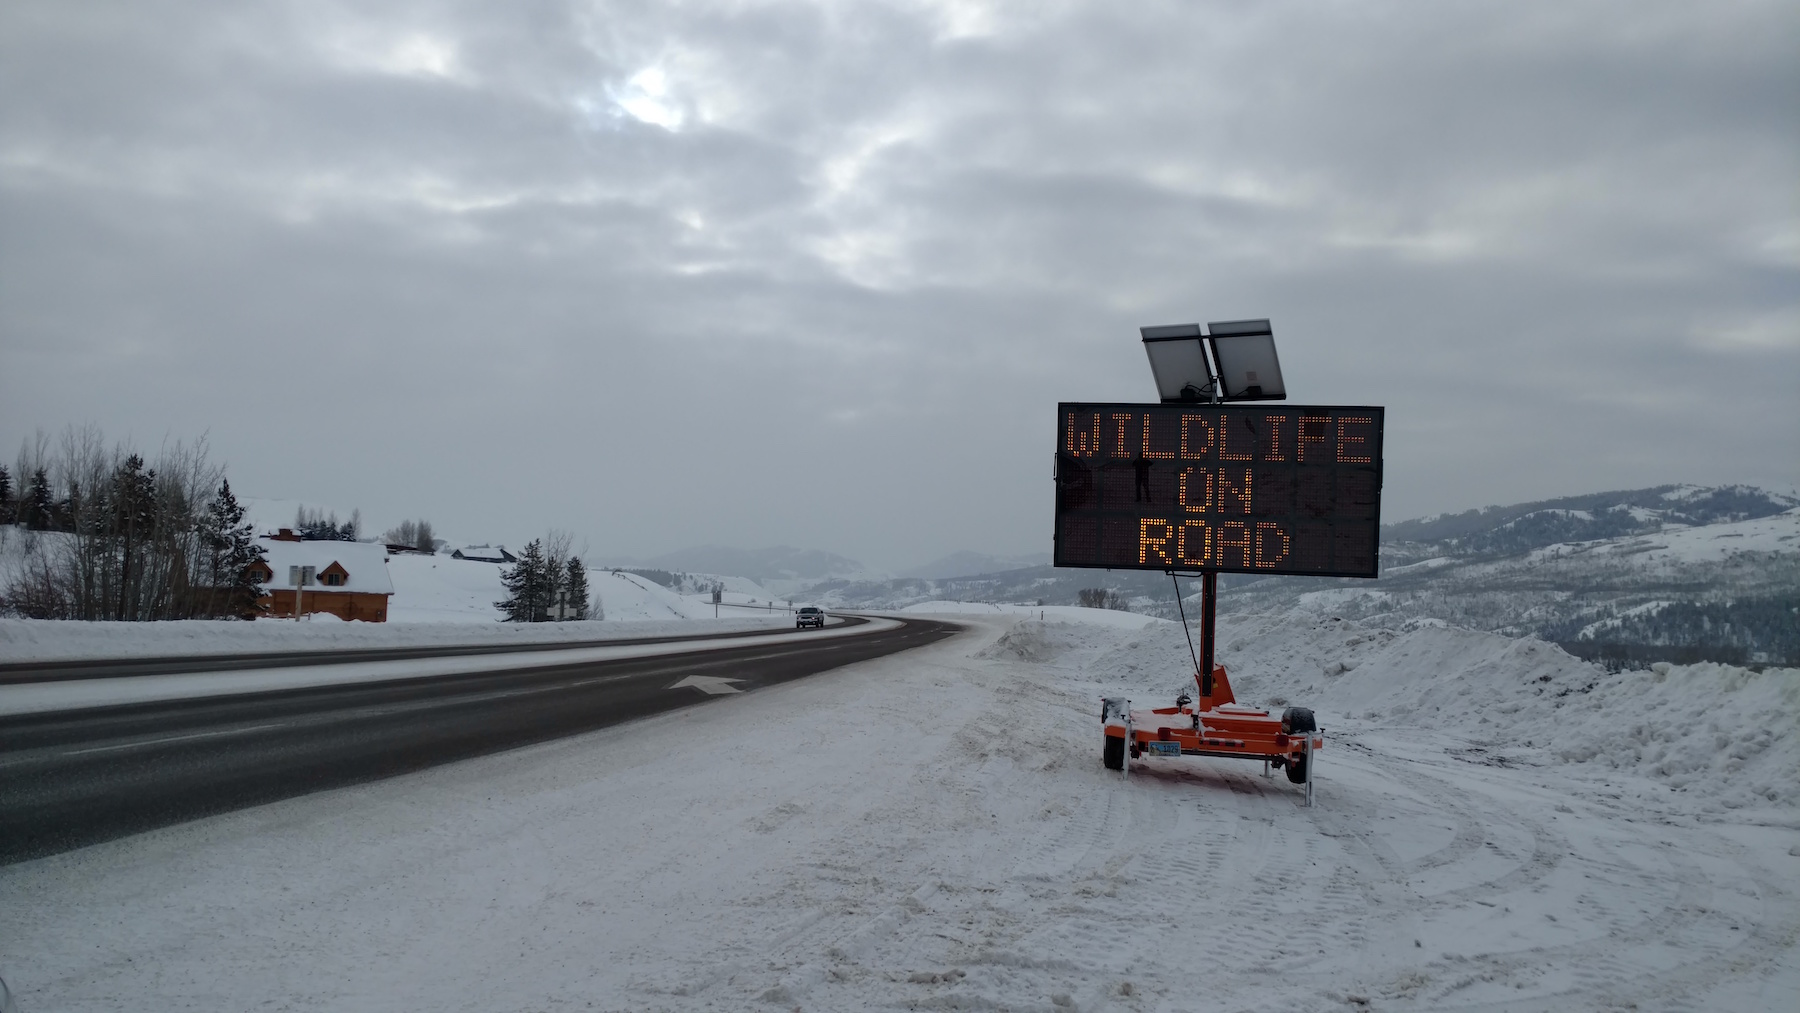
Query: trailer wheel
[
  {"left": 1285, "top": 752, "right": 1309, "bottom": 784},
  {"left": 1281, "top": 706, "right": 1317, "bottom": 734},
  {"left": 1103, "top": 735, "right": 1125, "bottom": 771}
]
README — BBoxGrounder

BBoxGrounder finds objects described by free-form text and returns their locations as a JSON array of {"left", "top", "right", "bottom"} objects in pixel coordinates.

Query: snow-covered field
[
  {"left": 4, "top": 609, "right": 1795, "bottom": 1011},
  {"left": 386, "top": 555, "right": 727, "bottom": 624},
  {"left": 0, "top": 554, "right": 802, "bottom": 663}
]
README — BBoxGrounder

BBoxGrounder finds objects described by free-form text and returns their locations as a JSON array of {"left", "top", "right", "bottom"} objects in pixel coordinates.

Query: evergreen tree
[
  {"left": 495, "top": 539, "right": 549, "bottom": 622},
  {"left": 296, "top": 505, "right": 359, "bottom": 541},
  {"left": 544, "top": 552, "right": 566, "bottom": 618},
  {"left": 21, "top": 468, "right": 51, "bottom": 531},
  {"left": 110, "top": 454, "right": 157, "bottom": 621},
  {"left": 296, "top": 505, "right": 332, "bottom": 540},
  {"left": 0, "top": 464, "right": 12, "bottom": 524},
  {"left": 200, "top": 479, "right": 266, "bottom": 618},
  {"left": 564, "top": 556, "right": 590, "bottom": 620}
]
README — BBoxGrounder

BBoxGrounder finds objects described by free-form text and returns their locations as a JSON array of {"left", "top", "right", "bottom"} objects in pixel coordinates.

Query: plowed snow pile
[
  {"left": 4, "top": 611, "right": 1796, "bottom": 1012},
  {"left": 1011, "top": 612, "right": 1800, "bottom": 813},
  {"left": 0, "top": 614, "right": 789, "bottom": 661}
]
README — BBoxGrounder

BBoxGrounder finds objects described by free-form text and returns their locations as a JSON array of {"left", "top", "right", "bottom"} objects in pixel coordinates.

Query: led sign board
[{"left": 1054, "top": 403, "right": 1384, "bottom": 578}]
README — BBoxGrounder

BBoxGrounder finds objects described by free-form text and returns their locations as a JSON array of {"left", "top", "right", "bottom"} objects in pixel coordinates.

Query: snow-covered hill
[
  {"left": 619, "top": 544, "right": 872, "bottom": 586},
  {"left": 1384, "top": 483, "right": 1798, "bottom": 552},
  {"left": 898, "top": 550, "right": 1053, "bottom": 580},
  {"left": 1223, "top": 496, "right": 1800, "bottom": 667},
  {"left": 216, "top": 498, "right": 808, "bottom": 625},
  {"left": 382, "top": 556, "right": 789, "bottom": 624},
  {"left": 377, "top": 557, "right": 702, "bottom": 623}
]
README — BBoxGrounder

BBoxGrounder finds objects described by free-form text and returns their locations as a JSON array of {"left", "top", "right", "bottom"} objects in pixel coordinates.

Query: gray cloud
[{"left": 3, "top": 0, "right": 1795, "bottom": 571}]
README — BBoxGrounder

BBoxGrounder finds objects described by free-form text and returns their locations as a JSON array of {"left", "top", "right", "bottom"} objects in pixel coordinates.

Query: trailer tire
[
  {"left": 1285, "top": 752, "right": 1309, "bottom": 784},
  {"left": 1281, "top": 706, "right": 1317, "bottom": 734},
  {"left": 1103, "top": 735, "right": 1126, "bottom": 771}
]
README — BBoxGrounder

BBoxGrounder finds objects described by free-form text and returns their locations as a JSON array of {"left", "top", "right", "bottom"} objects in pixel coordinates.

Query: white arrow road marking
[{"left": 668, "top": 675, "right": 744, "bottom": 695}]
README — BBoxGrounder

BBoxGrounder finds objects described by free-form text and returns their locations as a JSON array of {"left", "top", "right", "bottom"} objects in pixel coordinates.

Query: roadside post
[
  {"left": 288, "top": 565, "right": 316, "bottom": 620},
  {"left": 1303, "top": 732, "right": 1315, "bottom": 807},
  {"left": 1123, "top": 710, "right": 1134, "bottom": 780}
]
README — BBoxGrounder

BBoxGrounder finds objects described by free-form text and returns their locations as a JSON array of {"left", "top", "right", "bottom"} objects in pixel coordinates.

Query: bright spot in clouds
[
  {"left": 610, "top": 68, "right": 684, "bottom": 130},
  {"left": 384, "top": 35, "right": 459, "bottom": 79},
  {"left": 325, "top": 28, "right": 464, "bottom": 81},
  {"left": 1693, "top": 310, "right": 1800, "bottom": 352}
]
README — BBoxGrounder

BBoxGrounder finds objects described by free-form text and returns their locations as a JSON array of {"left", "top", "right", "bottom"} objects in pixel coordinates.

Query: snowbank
[
  {"left": 981, "top": 610, "right": 1800, "bottom": 813},
  {"left": 0, "top": 615, "right": 791, "bottom": 663}
]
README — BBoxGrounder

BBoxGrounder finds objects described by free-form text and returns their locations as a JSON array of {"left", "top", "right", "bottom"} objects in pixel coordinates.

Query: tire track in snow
[{"left": 1283, "top": 733, "right": 1797, "bottom": 1011}]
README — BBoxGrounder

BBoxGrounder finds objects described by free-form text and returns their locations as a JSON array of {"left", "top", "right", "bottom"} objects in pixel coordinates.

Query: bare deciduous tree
[
  {"left": 382, "top": 518, "right": 436, "bottom": 553},
  {"left": 2, "top": 426, "right": 261, "bottom": 620}
]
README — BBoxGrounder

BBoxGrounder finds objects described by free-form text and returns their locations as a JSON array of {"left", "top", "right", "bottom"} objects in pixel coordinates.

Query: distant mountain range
[
  {"left": 797, "top": 485, "right": 1800, "bottom": 668},
  {"left": 619, "top": 544, "right": 869, "bottom": 584},
  {"left": 898, "top": 550, "right": 1052, "bottom": 580},
  {"left": 606, "top": 546, "right": 1054, "bottom": 583},
  {"left": 1383, "top": 484, "right": 1794, "bottom": 551},
  {"left": 1243, "top": 483, "right": 1799, "bottom": 667}
]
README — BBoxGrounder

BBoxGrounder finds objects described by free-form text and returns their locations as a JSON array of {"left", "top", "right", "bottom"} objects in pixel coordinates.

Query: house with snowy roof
[
  {"left": 452, "top": 544, "right": 516, "bottom": 563},
  {"left": 248, "top": 530, "right": 395, "bottom": 622}
]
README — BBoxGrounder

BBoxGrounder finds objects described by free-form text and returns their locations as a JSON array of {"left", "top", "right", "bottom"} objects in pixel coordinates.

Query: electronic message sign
[{"left": 1054, "top": 403, "right": 1384, "bottom": 578}]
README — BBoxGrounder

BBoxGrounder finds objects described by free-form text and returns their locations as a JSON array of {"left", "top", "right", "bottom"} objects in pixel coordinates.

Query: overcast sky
[{"left": 2, "top": 0, "right": 1795, "bottom": 571}]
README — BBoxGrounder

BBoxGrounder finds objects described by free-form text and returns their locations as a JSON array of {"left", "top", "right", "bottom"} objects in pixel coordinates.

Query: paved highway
[
  {"left": 0, "top": 615, "right": 961, "bottom": 863},
  {"left": 0, "top": 619, "right": 845, "bottom": 685}
]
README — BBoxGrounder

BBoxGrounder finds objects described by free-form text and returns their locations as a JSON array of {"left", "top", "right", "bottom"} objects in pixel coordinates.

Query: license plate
[{"left": 1146, "top": 741, "right": 1182, "bottom": 757}]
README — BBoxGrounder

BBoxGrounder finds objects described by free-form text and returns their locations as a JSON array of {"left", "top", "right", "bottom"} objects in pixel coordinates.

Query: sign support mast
[{"left": 1199, "top": 570, "right": 1217, "bottom": 688}]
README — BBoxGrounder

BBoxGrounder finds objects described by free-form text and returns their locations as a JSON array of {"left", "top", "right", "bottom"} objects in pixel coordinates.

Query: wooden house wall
[{"left": 262, "top": 589, "right": 391, "bottom": 623}]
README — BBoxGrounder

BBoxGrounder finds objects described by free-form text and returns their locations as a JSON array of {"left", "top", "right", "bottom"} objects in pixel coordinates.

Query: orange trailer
[{"left": 1101, "top": 661, "right": 1322, "bottom": 800}]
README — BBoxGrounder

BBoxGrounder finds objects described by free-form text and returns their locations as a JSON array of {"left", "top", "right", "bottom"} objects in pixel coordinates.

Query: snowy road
[
  {"left": 0, "top": 617, "right": 829, "bottom": 685},
  {"left": 2, "top": 614, "right": 1794, "bottom": 1011},
  {"left": 0, "top": 616, "right": 955, "bottom": 862}
]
